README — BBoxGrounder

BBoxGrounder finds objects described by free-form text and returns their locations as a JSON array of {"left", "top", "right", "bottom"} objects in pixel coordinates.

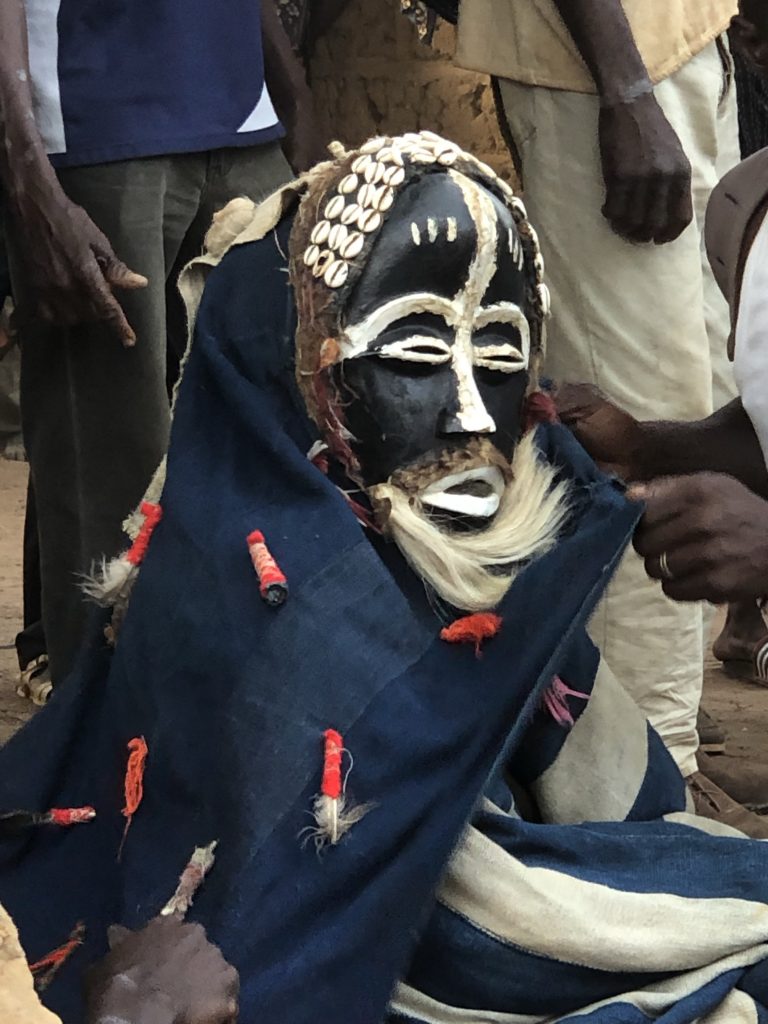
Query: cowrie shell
[
  {"left": 339, "top": 231, "right": 364, "bottom": 259},
  {"left": 324, "top": 259, "right": 350, "bottom": 288},
  {"left": 360, "top": 136, "right": 386, "bottom": 154},
  {"left": 363, "top": 161, "right": 387, "bottom": 185},
  {"left": 377, "top": 146, "right": 403, "bottom": 166},
  {"left": 303, "top": 244, "right": 320, "bottom": 267},
  {"left": 351, "top": 154, "right": 373, "bottom": 174},
  {"left": 310, "top": 220, "right": 331, "bottom": 245},
  {"left": 437, "top": 148, "right": 458, "bottom": 166},
  {"left": 383, "top": 165, "right": 405, "bottom": 187},
  {"left": 328, "top": 223, "right": 348, "bottom": 249},
  {"left": 358, "top": 209, "right": 382, "bottom": 233},
  {"left": 341, "top": 203, "right": 362, "bottom": 226},
  {"left": 358, "top": 183, "right": 383, "bottom": 207},
  {"left": 376, "top": 188, "right": 394, "bottom": 213},
  {"left": 325, "top": 195, "right": 346, "bottom": 220},
  {"left": 409, "top": 149, "right": 436, "bottom": 164},
  {"left": 312, "top": 249, "right": 334, "bottom": 278},
  {"left": 338, "top": 173, "right": 359, "bottom": 194}
]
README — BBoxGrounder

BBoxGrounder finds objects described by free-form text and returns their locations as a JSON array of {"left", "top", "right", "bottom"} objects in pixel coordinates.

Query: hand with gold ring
[{"left": 627, "top": 473, "right": 768, "bottom": 603}]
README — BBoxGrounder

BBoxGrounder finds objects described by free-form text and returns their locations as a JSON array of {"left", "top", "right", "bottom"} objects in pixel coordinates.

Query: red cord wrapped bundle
[{"left": 247, "top": 529, "right": 288, "bottom": 606}]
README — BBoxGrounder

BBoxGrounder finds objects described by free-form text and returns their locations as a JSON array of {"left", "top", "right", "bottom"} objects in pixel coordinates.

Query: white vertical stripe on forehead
[{"left": 448, "top": 169, "right": 499, "bottom": 326}]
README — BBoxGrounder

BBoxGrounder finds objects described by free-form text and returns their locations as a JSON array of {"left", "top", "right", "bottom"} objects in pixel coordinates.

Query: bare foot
[{"left": 712, "top": 600, "right": 767, "bottom": 662}]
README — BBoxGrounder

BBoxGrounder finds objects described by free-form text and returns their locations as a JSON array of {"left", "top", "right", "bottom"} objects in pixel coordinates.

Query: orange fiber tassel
[
  {"left": 119, "top": 736, "right": 148, "bottom": 858},
  {"left": 29, "top": 921, "right": 85, "bottom": 992},
  {"left": 440, "top": 613, "right": 502, "bottom": 657}
]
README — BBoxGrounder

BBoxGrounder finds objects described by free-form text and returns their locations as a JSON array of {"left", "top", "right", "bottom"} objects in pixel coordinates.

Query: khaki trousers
[{"left": 498, "top": 39, "right": 739, "bottom": 775}]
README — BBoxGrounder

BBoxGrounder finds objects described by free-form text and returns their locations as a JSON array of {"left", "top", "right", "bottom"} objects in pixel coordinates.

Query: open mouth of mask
[{"left": 420, "top": 465, "right": 506, "bottom": 521}]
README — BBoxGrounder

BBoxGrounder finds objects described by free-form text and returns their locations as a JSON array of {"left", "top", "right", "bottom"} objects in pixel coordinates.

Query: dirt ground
[
  {"left": 0, "top": 457, "right": 32, "bottom": 744},
  {"left": 1, "top": 455, "right": 768, "bottom": 799}
]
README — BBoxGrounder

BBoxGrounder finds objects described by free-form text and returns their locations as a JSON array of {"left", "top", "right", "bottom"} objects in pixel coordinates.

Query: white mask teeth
[{"left": 421, "top": 466, "right": 506, "bottom": 520}]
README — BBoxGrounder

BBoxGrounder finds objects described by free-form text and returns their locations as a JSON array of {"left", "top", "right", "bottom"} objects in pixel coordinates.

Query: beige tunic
[
  {"left": 456, "top": 0, "right": 737, "bottom": 92},
  {"left": 0, "top": 904, "right": 60, "bottom": 1024}
]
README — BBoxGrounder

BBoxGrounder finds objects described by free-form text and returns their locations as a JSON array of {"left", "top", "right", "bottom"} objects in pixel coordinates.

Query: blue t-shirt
[{"left": 24, "top": 0, "right": 283, "bottom": 169}]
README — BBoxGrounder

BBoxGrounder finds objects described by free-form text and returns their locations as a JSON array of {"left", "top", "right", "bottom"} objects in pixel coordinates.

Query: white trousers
[{"left": 499, "top": 39, "right": 740, "bottom": 775}]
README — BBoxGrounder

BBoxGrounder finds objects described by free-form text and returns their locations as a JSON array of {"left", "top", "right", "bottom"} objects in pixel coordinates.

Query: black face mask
[{"left": 332, "top": 172, "right": 532, "bottom": 490}]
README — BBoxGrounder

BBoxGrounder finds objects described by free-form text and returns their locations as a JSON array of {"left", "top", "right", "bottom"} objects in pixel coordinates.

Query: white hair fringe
[{"left": 370, "top": 432, "right": 570, "bottom": 613}]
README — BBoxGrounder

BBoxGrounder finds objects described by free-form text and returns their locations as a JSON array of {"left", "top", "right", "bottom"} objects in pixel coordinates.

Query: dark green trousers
[{"left": 12, "top": 143, "right": 290, "bottom": 683}]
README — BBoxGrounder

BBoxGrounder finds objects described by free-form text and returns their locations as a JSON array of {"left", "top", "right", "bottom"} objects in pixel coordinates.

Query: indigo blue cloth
[{"left": 2, "top": 225, "right": 767, "bottom": 1024}]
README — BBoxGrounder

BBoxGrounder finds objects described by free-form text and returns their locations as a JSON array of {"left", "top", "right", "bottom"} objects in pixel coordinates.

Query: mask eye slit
[
  {"left": 473, "top": 345, "right": 527, "bottom": 373},
  {"left": 375, "top": 336, "right": 452, "bottom": 364}
]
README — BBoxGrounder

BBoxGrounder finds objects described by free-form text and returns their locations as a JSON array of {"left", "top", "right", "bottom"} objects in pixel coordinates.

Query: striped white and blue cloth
[{"left": 390, "top": 643, "right": 768, "bottom": 1024}]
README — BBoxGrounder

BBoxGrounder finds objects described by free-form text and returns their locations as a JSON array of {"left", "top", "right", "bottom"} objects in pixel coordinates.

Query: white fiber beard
[{"left": 370, "top": 432, "right": 570, "bottom": 612}]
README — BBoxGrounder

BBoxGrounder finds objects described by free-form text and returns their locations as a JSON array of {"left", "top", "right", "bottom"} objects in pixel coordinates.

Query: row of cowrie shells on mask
[
  {"left": 303, "top": 246, "right": 351, "bottom": 288},
  {"left": 349, "top": 155, "right": 406, "bottom": 188},
  {"left": 303, "top": 132, "right": 517, "bottom": 291},
  {"left": 308, "top": 220, "right": 366, "bottom": 259}
]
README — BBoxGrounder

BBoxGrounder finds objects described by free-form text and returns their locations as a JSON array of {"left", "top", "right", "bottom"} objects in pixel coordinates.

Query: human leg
[
  {"left": 497, "top": 49, "right": 730, "bottom": 775},
  {"left": 165, "top": 142, "right": 291, "bottom": 369},
  {"left": 13, "top": 156, "right": 206, "bottom": 683}
]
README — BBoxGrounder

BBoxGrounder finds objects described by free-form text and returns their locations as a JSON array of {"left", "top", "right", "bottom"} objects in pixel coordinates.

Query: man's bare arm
[
  {"left": 548, "top": 0, "right": 693, "bottom": 245},
  {"left": 0, "top": 0, "right": 146, "bottom": 344},
  {"left": 558, "top": 386, "right": 768, "bottom": 498}
]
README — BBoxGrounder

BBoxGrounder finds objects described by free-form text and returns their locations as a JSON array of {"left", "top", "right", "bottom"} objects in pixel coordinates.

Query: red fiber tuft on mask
[
  {"left": 525, "top": 391, "right": 559, "bottom": 431},
  {"left": 440, "top": 613, "right": 502, "bottom": 656}
]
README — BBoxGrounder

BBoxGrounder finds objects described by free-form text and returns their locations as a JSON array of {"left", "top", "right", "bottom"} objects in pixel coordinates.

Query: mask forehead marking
[
  {"left": 448, "top": 170, "right": 498, "bottom": 333},
  {"left": 340, "top": 171, "right": 528, "bottom": 378}
]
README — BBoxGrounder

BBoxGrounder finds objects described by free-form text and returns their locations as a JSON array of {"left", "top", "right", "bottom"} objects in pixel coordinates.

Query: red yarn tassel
[
  {"left": 29, "top": 921, "right": 85, "bottom": 992},
  {"left": 321, "top": 729, "right": 344, "bottom": 801},
  {"left": 46, "top": 806, "right": 96, "bottom": 827},
  {"left": 0, "top": 806, "right": 95, "bottom": 836},
  {"left": 119, "top": 736, "right": 148, "bottom": 858},
  {"left": 125, "top": 502, "right": 163, "bottom": 567},
  {"left": 440, "top": 613, "right": 503, "bottom": 657},
  {"left": 303, "top": 728, "right": 371, "bottom": 849},
  {"left": 247, "top": 529, "right": 288, "bottom": 606}
]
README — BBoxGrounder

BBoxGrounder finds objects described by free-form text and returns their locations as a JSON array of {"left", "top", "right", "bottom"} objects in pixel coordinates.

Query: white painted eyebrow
[
  {"left": 341, "top": 295, "right": 529, "bottom": 361},
  {"left": 341, "top": 293, "right": 457, "bottom": 359}
]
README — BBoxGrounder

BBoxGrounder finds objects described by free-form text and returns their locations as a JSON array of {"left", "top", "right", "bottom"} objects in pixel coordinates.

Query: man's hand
[
  {"left": 628, "top": 473, "right": 768, "bottom": 604},
  {"left": 85, "top": 916, "right": 239, "bottom": 1024},
  {"left": 599, "top": 92, "right": 693, "bottom": 244},
  {"left": 14, "top": 183, "right": 146, "bottom": 346},
  {"left": 556, "top": 383, "right": 647, "bottom": 479}
]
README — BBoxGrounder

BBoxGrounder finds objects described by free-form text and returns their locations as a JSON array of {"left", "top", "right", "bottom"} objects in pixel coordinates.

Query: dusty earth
[{"left": 1, "top": 455, "right": 768, "bottom": 799}]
